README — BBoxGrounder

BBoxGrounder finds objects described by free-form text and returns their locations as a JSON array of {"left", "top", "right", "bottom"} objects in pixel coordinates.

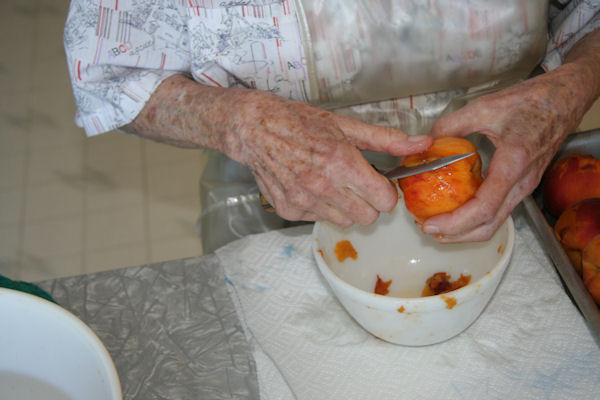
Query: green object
[{"left": 0, "top": 274, "right": 57, "bottom": 304}]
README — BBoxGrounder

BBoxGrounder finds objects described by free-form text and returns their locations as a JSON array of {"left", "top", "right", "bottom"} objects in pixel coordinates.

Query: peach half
[
  {"left": 397, "top": 137, "right": 483, "bottom": 224},
  {"left": 542, "top": 153, "right": 600, "bottom": 218},
  {"left": 554, "top": 198, "right": 600, "bottom": 274},
  {"left": 582, "top": 234, "right": 600, "bottom": 305}
]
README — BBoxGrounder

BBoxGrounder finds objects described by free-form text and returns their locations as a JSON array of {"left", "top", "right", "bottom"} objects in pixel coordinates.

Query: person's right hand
[
  {"left": 219, "top": 89, "right": 432, "bottom": 227},
  {"left": 125, "top": 75, "right": 431, "bottom": 227}
]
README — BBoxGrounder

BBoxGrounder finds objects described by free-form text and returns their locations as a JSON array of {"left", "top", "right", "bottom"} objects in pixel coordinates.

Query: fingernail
[
  {"left": 408, "top": 135, "right": 429, "bottom": 142},
  {"left": 423, "top": 224, "right": 440, "bottom": 234}
]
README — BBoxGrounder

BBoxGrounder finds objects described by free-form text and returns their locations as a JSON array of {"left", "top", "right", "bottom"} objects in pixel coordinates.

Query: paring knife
[
  {"left": 380, "top": 152, "right": 475, "bottom": 180},
  {"left": 261, "top": 152, "right": 475, "bottom": 211}
]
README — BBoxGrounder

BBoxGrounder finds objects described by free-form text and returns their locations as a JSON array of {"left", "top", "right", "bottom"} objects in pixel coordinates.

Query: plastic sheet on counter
[
  {"left": 39, "top": 255, "right": 260, "bottom": 400},
  {"left": 197, "top": 150, "right": 311, "bottom": 254}
]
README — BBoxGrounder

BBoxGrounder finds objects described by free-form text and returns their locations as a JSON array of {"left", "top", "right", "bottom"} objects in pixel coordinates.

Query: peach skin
[
  {"left": 554, "top": 198, "right": 600, "bottom": 274},
  {"left": 397, "top": 137, "right": 483, "bottom": 224},
  {"left": 542, "top": 154, "right": 600, "bottom": 218},
  {"left": 582, "top": 234, "right": 600, "bottom": 305}
]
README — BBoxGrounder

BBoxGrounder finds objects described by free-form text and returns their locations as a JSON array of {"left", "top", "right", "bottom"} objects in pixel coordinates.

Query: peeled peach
[
  {"left": 542, "top": 154, "right": 600, "bottom": 217},
  {"left": 397, "top": 137, "right": 483, "bottom": 223},
  {"left": 554, "top": 198, "right": 600, "bottom": 274},
  {"left": 582, "top": 234, "right": 600, "bottom": 304}
]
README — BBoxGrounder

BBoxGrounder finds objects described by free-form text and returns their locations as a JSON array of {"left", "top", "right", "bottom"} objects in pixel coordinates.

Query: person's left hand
[{"left": 422, "top": 67, "right": 592, "bottom": 242}]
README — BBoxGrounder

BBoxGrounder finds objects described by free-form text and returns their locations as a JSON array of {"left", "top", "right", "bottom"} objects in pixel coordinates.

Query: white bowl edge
[{"left": 0, "top": 288, "right": 123, "bottom": 400}]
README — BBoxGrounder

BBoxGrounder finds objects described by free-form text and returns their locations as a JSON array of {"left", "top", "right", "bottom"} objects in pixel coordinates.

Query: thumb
[{"left": 335, "top": 114, "right": 432, "bottom": 156}]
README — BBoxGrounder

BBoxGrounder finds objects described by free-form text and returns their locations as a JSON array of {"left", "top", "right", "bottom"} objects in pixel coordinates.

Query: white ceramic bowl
[
  {"left": 312, "top": 197, "right": 515, "bottom": 346},
  {"left": 0, "top": 288, "right": 122, "bottom": 400}
]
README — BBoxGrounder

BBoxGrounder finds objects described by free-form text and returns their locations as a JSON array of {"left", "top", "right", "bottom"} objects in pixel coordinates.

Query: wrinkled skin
[
  {"left": 424, "top": 30, "right": 600, "bottom": 242},
  {"left": 125, "top": 77, "right": 431, "bottom": 228},
  {"left": 228, "top": 91, "right": 433, "bottom": 227}
]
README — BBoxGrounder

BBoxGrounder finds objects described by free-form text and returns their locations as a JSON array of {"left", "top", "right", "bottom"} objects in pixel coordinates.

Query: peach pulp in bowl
[{"left": 311, "top": 196, "right": 515, "bottom": 346}]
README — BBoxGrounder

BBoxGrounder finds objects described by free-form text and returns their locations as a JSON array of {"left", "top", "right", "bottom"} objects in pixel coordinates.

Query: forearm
[
  {"left": 558, "top": 28, "right": 600, "bottom": 123},
  {"left": 123, "top": 74, "right": 242, "bottom": 151}
]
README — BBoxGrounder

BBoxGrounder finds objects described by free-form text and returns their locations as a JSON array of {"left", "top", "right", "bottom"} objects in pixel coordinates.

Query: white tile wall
[{"left": 0, "top": 0, "right": 206, "bottom": 282}]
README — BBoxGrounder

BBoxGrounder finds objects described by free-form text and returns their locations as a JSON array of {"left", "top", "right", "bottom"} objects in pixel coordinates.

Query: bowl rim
[
  {"left": 0, "top": 287, "right": 123, "bottom": 399},
  {"left": 312, "top": 215, "right": 515, "bottom": 312}
]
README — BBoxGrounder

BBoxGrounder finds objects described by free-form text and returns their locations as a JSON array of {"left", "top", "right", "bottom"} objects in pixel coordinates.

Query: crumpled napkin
[{"left": 216, "top": 215, "right": 600, "bottom": 400}]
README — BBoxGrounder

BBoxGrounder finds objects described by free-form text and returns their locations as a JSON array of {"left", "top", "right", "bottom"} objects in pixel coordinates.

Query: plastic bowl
[
  {"left": 312, "top": 197, "right": 515, "bottom": 346},
  {"left": 0, "top": 288, "right": 122, "bottom": 400}
]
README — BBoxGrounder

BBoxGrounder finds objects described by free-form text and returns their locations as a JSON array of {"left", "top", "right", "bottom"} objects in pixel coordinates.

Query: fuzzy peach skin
[
  {"left": 397, "top": 137, "right": 483, "bottom": 224},
  {"left": 582, "top": 234, "right": 600, "bottom": 305},
  {"left": 554, "top": 198, "right": 600, "bottom": 274},
  {"left": 542, "top": 153, "right": 600, "bottom": 217}
]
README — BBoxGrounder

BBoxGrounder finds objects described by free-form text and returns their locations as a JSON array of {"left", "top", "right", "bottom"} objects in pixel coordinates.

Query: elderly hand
[
  {"left": 424, "top": 63, "right": 598, "bottom": 242},
  {"left": 126, "top": 74, "right": 431, "bottom": 227},
  {"left": 223, "top": 89, "right": 432, "bottom": 227},
  {"left": 423, "top": 28, "right": 600, "bottom": 243}
]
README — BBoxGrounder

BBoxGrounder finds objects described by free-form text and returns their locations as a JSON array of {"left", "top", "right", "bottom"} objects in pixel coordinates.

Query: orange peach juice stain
[
  {"left": 442, "top": 296, "right": 457, "bottom": 309},
  {"left": 497, "top": 244, "right": 503, "bottom": 254},
  {"left": 334, "top": 240, "right": 357, "bottom": 262},
  {"left": 397, "top": 305, "right": 405, "bottom": 313},
  {"left": 374, "top": 275, "right": 392, "bottom": 296},
  {"left": 317, "top": 249, "right": 325, "bottom": 258}
]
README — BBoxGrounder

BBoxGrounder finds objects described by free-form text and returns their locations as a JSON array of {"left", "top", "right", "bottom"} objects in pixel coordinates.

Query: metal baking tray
[{"left": 522, "top": 128, "right": 600, "bottom": 347}]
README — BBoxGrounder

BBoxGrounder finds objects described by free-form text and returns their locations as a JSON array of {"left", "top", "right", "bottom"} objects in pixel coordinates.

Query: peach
[
  {"left": 397, "top": 137, "right": 483, "bottom": 223},
  {"left": 582, "top": 234, "right": 600, "bottom": 304},
  {"left": 421, "top": 272, "right": 471, "bottom": 297},
  {"left": 334, "top": 240, "right": 357, "bottom": 262},
  {"left": 554, "top": 198, "right": 600, "bottom": 274},
  {"left": 542, "top": 154, "right": 600, "bottom": 217}
]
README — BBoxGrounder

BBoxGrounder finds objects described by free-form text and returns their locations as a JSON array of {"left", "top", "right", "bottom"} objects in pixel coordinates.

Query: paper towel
[{"left": 216, "top": 213, "right": 600, "bottom": 400}]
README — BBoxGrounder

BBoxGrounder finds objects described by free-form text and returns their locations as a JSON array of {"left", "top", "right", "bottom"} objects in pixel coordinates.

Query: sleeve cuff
[{"left": 74, "top": 69, "right": 180, "bottom": 137}]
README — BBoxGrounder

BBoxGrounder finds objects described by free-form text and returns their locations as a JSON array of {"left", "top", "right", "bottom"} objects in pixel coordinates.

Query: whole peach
[
  {"left": 542, "top": 154, "right": 600, "bottom": 217},
  {"left": 554, "top": 198, "right": 600, "bottom": 274},
  {"left": 397, "top": 137, "right": 483, "bottom": 224},
  {"left": 582, "top": 234, "right": 600, "bottom": 304}
]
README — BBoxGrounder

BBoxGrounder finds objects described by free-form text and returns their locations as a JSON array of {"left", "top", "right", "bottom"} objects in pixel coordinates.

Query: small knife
[
  {"left": 380, "top": 152, "right": 475, "bottom": 180},
  {"left": 261, "top": 152, "right": 475, "bottom": 211}
]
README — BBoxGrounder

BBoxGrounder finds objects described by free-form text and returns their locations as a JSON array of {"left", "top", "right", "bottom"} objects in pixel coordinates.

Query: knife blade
[
  {"left": 260, "top": 152, "right": 475, "bottom": 211},
  {"left": 381, "top": 152, "right": 475, "bottom": 180}
]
